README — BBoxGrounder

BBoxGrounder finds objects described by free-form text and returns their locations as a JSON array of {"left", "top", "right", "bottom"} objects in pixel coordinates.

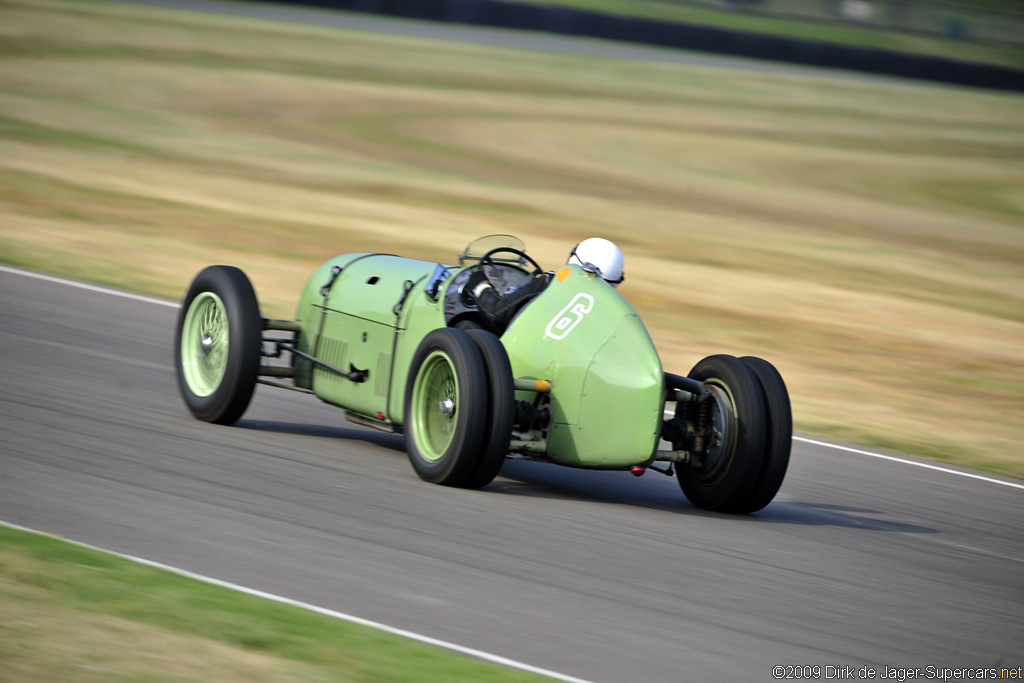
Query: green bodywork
[
  {"left": 501, "top": 265, "right": 664, "bottom": 468},
  {"left": 290, "top": 247, "right": 665, "bottom": 470},
  {"left": 293, "top": 253, "right": 451, "bottom": 421}
]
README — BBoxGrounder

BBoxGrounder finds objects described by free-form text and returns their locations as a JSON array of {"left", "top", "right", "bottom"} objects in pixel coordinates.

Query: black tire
[
  {"left": 726, "top": 356, "right": 792, "bottom": 513},
  {"left": 404, "top": 328, "right": 487, "bottom": 486},
  {"left": 461, "top": 329, "right": 515, "bottom": 488},
  {"left": 175, "top": 265, "right": 262, "bottom": 425},
  {"left": 453, "top": 318, "right": 484, "bottom": 331},
  {"left": 677, "top": 354, "right": 767, "bottom": 512}
]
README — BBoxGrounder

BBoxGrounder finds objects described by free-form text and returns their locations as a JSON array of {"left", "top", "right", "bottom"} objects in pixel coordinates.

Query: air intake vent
[{"left": 314, "top": 338, "right": 348, "bottom": 384}]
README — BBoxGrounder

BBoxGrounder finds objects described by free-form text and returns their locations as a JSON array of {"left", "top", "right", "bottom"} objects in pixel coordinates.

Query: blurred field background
[
  {"left": 513, "top": 0, "right": 1024, "bottom": 67},
  {"left": 1, "top": 0, "right": 1021, "bottom": 477}
]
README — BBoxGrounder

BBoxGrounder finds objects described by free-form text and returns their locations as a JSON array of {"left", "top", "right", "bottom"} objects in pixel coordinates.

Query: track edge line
[
  {"left": 0, "top": 265, "right": 179, "bottom": 308},
  {"left": 0, "top": 519, "right": 599, "bottom": 683},
  {"left": 5, "top": 264, "right": 1017, "bottom": 492},
  {"left": 793, "top": 436, "right": 1023, "bottom": 490}
]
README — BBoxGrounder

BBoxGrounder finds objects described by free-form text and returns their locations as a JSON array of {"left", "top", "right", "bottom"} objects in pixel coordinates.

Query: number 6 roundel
[{"left": 545, "top": 293, "right": 594, "bottom": 340}]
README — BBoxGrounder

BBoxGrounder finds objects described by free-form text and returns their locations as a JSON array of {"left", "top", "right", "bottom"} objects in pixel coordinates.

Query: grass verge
[
  {"left": 0, "top": 524, "right": 556, "bottom": 682},
  {"left": 0, "top": 0, "right": 1022, "bottom": 478}
]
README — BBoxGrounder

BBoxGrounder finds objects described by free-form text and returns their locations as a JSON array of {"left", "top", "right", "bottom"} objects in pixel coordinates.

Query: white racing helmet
[{"left": 568, "top": 238, "right": 625, "bottom": 286}]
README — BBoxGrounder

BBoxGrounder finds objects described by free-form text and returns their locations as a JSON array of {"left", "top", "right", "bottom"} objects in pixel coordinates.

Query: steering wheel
[{"left": 477, "top": 247, "right": 544, "bottom": 297}]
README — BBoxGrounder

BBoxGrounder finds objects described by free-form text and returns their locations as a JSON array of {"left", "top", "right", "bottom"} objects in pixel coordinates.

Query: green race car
[{"left": 175, "top": 235, "right": 790, "bottom": 513}]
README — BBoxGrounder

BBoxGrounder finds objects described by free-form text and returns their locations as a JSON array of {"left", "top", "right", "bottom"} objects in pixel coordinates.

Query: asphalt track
[
  {"left": 3, "top": 4, "right": 1021, "bottom": 678},
  {"left": 1, "top": 265, "right": 1022, "bottom": 681}
]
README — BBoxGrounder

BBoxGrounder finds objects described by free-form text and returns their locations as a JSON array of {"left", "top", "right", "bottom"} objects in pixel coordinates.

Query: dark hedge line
[{"left": 267, "top": 0, "right": 1023, "bottom": 91}]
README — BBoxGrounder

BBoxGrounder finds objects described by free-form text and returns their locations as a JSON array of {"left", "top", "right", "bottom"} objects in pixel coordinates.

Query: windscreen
[{"left": 458, "top": 234, "right": 527, "bottom": 265}]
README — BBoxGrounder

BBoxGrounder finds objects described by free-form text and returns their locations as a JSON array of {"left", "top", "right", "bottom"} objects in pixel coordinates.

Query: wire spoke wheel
[
  {"left": 404, "top": 329, "right": 487, "bottom": 486},
  {"left": 174, "top": 266, "right": 261, "bottom": 425},
  {"left": 413, "top": 351, "right": 459, "bottom": 462},
  {"left": 181, "top": 292, "right": 229, "bottom": 397}
]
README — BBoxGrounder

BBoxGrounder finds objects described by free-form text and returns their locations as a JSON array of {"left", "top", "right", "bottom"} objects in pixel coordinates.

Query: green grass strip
[{"left": 0, "top": 523, "right": 571, "bottom": 683}]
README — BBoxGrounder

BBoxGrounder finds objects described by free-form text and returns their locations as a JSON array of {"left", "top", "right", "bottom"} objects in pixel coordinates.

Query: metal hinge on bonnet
[{"left": 321, "top": 264, "right": 342, "bottom": 297}]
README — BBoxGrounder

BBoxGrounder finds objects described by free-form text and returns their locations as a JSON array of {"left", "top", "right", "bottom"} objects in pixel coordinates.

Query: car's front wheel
[
  {"left": 404, "top": 328, "right": 488, "bottom": 486},
  {"left": 175, "top": 265, "right": 261, "bottom": 425}
]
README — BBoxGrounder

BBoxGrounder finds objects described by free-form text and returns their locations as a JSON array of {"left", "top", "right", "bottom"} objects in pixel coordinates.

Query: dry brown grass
[
  {"left": 3, "top": 599, "right": 335, "bottom": 683},
  {"left": 1, "top": 0, "right": 1022, "bottom": 476},
  {"left": 0, "top": 545, "right": 343, "bottom": 683},
  {"left": 0, "top": 526, "right": 551, "bottom": 682}
]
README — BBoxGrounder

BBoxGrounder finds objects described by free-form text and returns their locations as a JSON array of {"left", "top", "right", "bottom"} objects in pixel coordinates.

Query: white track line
[
  {"left": 0, "top": 264, "right": 596, "bottom": 681},
  {"left": 0, "top": 520, "right": 597, "bottom": 683},
  {"left": 793, "top": 436, "right": 1023, "bottom": 490},
  {"left": 1, "top": 264, "right": 1021, "bottom": 676},
  {"left": 2, "top": 264, "right": 1019, "bottom": 492},
  {"left": 0, "top": 264, "right": 179, "bottom": 308}
]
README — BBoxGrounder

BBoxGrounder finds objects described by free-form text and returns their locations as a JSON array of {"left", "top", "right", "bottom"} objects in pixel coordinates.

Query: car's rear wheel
[
  {"left": 461, "top": 329, "right": 515, "bottom": 488},
  {"left": 175, "top": 265, "right": 262, "bottom": 425},
  {"left": 453, "top": 318, "right": 484, "bottom": 331},
  {"left": 677, "top": 354, "right": 766, "bottom": 512},
  {"left": 404, "top": 328, "right": 487, "bottom": 486},
  {"left": 723, "top": 356, "right": 792, "bottom": 513}
]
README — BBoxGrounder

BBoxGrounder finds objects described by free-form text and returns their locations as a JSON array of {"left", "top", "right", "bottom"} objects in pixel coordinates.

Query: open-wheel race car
[{"left": 175, "top": 235, "right": 791, "bottom": 513}]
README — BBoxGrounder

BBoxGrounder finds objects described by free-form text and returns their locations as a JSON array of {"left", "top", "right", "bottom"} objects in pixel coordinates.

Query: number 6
[{"left": 545, "top": 293, "right": 594, "bottom": 340}]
